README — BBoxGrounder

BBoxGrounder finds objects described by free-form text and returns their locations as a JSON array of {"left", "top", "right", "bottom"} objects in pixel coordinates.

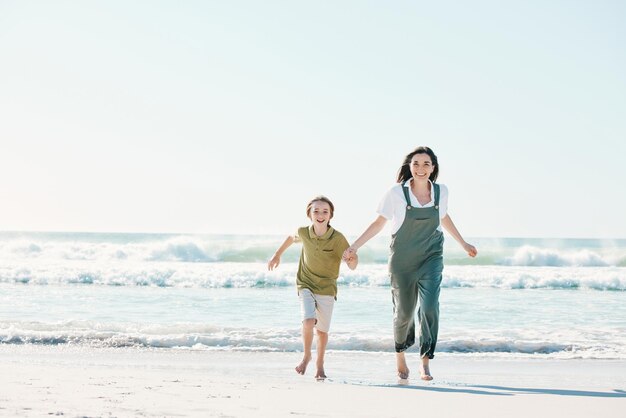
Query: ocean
[{"left": 1, "top": 231, "right": 625, "bottom": 359}]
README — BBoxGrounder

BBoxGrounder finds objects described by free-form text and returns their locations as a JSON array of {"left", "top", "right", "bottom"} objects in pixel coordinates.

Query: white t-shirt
[{"left": 377, "top": 179, "right": 448, "bottom": 235}]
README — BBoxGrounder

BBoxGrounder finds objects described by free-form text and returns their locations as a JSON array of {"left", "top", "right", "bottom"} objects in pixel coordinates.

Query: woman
[{"left": 343, "top": 146, "right": 477, "bottom": 380}]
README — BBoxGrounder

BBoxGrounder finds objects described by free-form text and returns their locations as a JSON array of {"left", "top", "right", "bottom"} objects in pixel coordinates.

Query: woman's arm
[
  {"left": 342, "top": 216, "right": 388, "bottom": 260},
  {"left": 441, "top": 214, "right": 477, "bottom": 257}
]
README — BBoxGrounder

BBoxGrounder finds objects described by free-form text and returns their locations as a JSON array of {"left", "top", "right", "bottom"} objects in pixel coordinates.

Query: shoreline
[{"left": 1, "top": 345, "right": 625, "bottom": 417}]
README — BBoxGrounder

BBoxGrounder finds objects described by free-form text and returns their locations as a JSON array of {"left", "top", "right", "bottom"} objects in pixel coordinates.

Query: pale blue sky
[{"left": 1, "top": 1, "right": 624, "bottom": 238}]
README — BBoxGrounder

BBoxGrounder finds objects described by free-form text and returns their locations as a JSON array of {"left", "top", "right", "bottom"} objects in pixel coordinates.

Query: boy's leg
[
  {"left": 297, "top": 289, "right": 317, "bottom": 375},
  {"left": 312, "top": 294, "right": 335, "bottom": 379},
  {"left": 315, "top": 330, "right": 328, "bottom": 379},
  {"left": 296, "top": 319, "right": 315, "bottom": 374}
]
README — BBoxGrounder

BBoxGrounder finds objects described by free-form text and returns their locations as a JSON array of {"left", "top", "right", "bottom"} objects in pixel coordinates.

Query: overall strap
[
  {"left": 433, "top": 183, "right": 440, "bottom": 207},
  {"left": 401, "top": 182, "right": 412, "bottom": 206},
  {"left": 403, "top": 181, "right": 440, "bottom": 208}
]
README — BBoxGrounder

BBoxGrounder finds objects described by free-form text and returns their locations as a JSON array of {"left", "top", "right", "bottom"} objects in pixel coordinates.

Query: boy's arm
[{"left": 267, "top": 235, "right": 296, "bottom": 270}]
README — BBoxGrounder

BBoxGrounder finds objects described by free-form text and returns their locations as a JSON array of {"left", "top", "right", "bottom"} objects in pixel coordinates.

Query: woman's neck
[{"left": 411, "top": 177, "right": 431, "bottom": 192}]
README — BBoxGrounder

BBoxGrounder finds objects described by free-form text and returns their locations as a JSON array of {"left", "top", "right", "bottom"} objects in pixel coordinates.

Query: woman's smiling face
[{"left": 410, "top": 153, "right": 434, "bottom": 181}]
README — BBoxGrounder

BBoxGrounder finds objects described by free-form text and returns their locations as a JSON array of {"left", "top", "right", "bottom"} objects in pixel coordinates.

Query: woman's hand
[{"left": 463, "top": 242, "right": 478, "bottom": 258}]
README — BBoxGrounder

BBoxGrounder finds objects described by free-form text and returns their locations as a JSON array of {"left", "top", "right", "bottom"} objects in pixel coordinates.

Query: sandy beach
[
  {"left": 3, "top": 0, "right": 626, "bottom": 416},
  {"left": 1, "top": 345, "right": 624, "bottom": 417}
]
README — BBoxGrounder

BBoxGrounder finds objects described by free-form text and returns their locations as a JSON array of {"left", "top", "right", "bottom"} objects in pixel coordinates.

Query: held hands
[
  {"left": 463, "top": 242, "right": 478, "bottom": 258},
  {"left": 267, "top": 254, "right": 281, "bottom": 271},
  {"left": 342, "top": 246, "right": 358, "bottom": 263}
]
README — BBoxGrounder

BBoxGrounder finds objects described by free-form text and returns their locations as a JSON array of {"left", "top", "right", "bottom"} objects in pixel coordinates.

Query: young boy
[{"left": 268, "top": 195, "right": 358, "bottom": 379}]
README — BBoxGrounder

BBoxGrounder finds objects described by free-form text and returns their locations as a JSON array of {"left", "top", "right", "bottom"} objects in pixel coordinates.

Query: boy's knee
[{"left": 303, "top": 318, "right": 316, "bottom": 328}]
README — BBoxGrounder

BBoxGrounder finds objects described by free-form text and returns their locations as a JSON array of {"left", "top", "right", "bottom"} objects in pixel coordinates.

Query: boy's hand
[{"left": 267, "top": 255, "right": 281, "bottom": 270}]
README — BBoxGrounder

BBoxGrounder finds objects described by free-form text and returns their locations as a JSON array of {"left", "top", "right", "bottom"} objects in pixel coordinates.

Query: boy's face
[{"left": 308, "top": 201, "right": 332, "bottom": 227}]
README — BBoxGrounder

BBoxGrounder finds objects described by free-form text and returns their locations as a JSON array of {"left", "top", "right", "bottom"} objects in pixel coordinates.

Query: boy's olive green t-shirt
[{"left": 295, "top": 225, "right": 350, "bottom": 298}]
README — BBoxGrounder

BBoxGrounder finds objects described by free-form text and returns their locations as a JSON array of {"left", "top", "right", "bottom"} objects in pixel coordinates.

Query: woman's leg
[
  {"left": 416, "top": 257, "right": 443, "bottom": 378},
  {"left": 396, "top": 352, "right": 410, "bottom": 379},
  {"left": 420, "top": 355, "right": 433, "bottom": 381},
  {"left": 391, "top": 271, "right": 419, "bottom": 378}
]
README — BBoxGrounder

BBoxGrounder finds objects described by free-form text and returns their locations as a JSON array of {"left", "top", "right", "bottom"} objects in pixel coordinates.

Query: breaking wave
[
  {"left": 1, "top": 263, "right": 624, "bottom": 290},
  {"left": 2, "top": 234, "right": 625, "bottom": 267}
]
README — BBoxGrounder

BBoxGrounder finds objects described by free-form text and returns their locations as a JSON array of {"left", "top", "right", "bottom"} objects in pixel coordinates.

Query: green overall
[{"left": 389, "top": 183, "right": 444, "bottom": 358}]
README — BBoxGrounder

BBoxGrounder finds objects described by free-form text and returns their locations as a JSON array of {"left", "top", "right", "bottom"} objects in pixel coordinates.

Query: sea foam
[
  {"left": 1, "top": 262, "right": 625, "bottom": 290},
  {"left": 2, "top": 320, "right": 623, "bottom": 359}
]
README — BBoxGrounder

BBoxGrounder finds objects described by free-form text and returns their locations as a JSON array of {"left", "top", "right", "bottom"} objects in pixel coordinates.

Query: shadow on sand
[{"left": 368, "top": 383, "right": 626, "bottom": 398}]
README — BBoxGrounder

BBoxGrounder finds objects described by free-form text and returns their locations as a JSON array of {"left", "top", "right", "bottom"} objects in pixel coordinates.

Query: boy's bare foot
[
  {"left": 396, "top": 352, "right": 409, "bottom": 379},
  {"left": 315, "top": 367, "right": 327, "bottom": 380},
  {"left": 420, "top": 360, "right": 433, "bottom": 381},
  {"left": 295, "top": 355, "right": 311, "bottom": 375}
]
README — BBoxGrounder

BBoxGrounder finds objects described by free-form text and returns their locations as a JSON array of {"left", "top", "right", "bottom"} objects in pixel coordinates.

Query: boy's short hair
[{"left": 306, "top": 195, "right": 335, "bottom": 219}]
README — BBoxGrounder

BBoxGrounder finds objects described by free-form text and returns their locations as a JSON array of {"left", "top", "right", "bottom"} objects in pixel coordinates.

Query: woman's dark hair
[
  {"left": 396, "top": 146, "right": 439, "bottom": 183},
  {"left": 306, "top": 195, "right": 335, "bottom": 219}
]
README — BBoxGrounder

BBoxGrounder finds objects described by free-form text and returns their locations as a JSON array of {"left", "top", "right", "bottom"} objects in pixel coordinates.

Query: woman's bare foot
[
  {"left": 295, "top": 355, "right": 311, "bottom": 375},
  {"left": 420, "top": 358, "right": 433, "bottom": 381},
  {"left": 396, "top": 352, "right": 409, "bottom": 379},
  {"left": 315, "top": 367, "right": 327, "bottom": 380}
]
